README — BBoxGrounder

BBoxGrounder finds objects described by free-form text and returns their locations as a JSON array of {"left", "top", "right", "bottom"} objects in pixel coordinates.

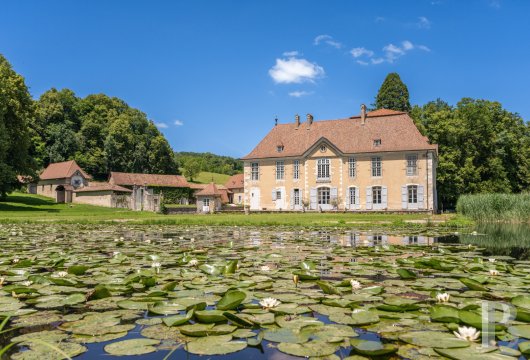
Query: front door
[
  {"left": 55, "top": 186, "right": 65, "bottom": 203},
  {"left": 202, "top": 198, "right": 210, "bottom": 213},
  {"left": 250, "top": 188, "right": 260, "bottom": 210},
  {"left": 275, "top": 189, "right": 284, "bottom": 210}
]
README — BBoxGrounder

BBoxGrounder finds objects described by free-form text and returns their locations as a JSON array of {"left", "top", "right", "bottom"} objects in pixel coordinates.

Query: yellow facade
[{"left": 244, "top": 142, "right": 437, "bottom": 212}]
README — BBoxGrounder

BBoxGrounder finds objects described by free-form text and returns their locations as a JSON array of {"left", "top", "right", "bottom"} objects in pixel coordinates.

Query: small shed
[
  {"left": 195, "top": 183, "right": 223, "bottom": 213},
  {"left": 74, "top": 183, "right": 133, "bottom": 208}
]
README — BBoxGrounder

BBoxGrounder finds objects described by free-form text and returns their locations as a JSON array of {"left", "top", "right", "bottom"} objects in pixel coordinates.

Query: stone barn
[{"left": 35, "top": 160, "right": 91, "bottom": 203}]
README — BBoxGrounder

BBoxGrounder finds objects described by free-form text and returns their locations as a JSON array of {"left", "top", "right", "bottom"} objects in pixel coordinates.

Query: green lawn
[
  {"left": 190, "top": 172, "right": 231, "bottom": 184},
  {"left": 0, "top": 192, "right": 470, "bottom": 229}
]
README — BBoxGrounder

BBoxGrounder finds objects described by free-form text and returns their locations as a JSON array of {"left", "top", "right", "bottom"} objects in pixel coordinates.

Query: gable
[{"left": 306, "top": 138, "right": 342, "bottom": 158}]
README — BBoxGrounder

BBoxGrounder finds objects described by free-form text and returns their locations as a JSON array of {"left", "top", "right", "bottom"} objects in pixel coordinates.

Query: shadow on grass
[{"left": 0, "top": 194, "right": 60, "bottom": 212}]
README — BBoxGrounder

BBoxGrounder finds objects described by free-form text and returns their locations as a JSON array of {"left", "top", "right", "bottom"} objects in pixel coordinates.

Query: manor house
[{"left": 241, "top": 105, "right": 438, "bottom": 212}]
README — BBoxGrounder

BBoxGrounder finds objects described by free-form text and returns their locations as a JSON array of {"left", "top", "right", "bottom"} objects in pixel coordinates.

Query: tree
[
  {"left": 182, "top": 158, "right": 202, "bottom": 181},
  {"left": 374, "top": 73, "right": 411, "bottom": 112},
  {"left": 0, "top": 54, "right": 34, "bottom": 199}
]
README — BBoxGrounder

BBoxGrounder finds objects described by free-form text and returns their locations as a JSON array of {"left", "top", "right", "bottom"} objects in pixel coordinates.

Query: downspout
[{"left": 425, "top": 151, "right": 431, "bottom": 210}]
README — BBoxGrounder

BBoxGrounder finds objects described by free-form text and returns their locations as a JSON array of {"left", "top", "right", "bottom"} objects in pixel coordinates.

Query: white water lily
[
  {"left": 144, "top": 239, "right": 151, "bottom": 244},
  {"left": 54, "top": 271, "right": 68, "bottom": 278},
  {"left": 0, "top": 277, "right": 5, "bottom": 286},
  {"left": 488, "top": 258, "right": 496, "bottom": 263},
  {"left": 489, "top": 269, "right": 500, "bottom": 276},
  {"left": 21, "top": 281, "right": 33, "bottom": 287},
  {"left": 454, "top": 326, "right": 480, "bottom": 342},
  {"left": 259, "top": 297, "right": 281, "bottom": 309},
  {"left": 260, "top": 265, "right": 271, "bottom": 272},
  {"left": 12, "top": 257, "right": 20, "bottom": 263},
  {"left": 436, "top": 292, "right": 451, "bottom": 303},
  {"left": 151, "top": 262, "right": 161, "bottom": 273},
  {"left": 188, "top": 259, "right": 198, "bottom": 267},
  {"left": 350, "top": 280, "right": 362, "bottom": 290},
  {"left": 112, "top": 251, "right": 120, "bottom": 257},
  {"left": 352, "top": 309, "right": 365, "bottom": 314}
]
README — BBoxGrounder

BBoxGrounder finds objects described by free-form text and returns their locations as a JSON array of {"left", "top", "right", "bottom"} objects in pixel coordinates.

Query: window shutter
[
  {"left": 272, "top": 189, "right": 277, "bottom": 201},
  {"left": 290, "top": 189, "right": 294, "bottom": 209},
  {"left": 366, "top": 187, "right": 372, "bottom": 210},
  {"left": 345, "top": 189, "right": 350, "bottom": 209},
  {"left": 355, "top": 188, "right": 360, "bottom": 209},
  {"left": 418, "top": 185, "right": 425, "bottom": 209},
  {"left": 330, "top": 187, "right": 338, "bottom": 202},
  {"left": 310, "top": 188, "right": 317, "bottom": 210},
  {"left": 382, "top": 186, "right": 388, "bottom": 208},
  {"left": 401, "top": 186, "right": 408, "bottom": 209}
]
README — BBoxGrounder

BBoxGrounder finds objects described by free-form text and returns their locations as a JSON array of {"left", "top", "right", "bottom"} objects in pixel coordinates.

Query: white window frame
[
  {"left": 317, "top": 187, "right": 331, "bottom": 205},
  {"left": 293, "top": 188, "right": 300, "bottom": 205},
  {"left": 293, "top": 160, "right": 300, "bottom": 180},
  {"left": 408, "top": 185, "right": 418, "bottom": 204},
  {"left": 406, "top": 154, "right": 418, "bottom": 176},
  {"left": 251, "top": 162, "right": 259, "bottom": 180},
  {"left": 372, "top": 186, "right": 382, "bottom": 204},
  {"left": 348, "top": 157, "right": 356, "bottom": 178},
  {"left": 371, "top": 157, "right": 382, "bottom": 177},
  {"left": 276, "top": 190, "right": 282, "bottom": 200},
  {"left": 276, "top": 161, "right": 284, "bottom": 180},
  {"left": 349, "top": 187, "right": 356, "bottom": 205},
  {"left": 203, "top": 198, "right": 210, "bottom": 207},
  {"left": 317, "top": 158, "right": 330, "bottom": 180}
]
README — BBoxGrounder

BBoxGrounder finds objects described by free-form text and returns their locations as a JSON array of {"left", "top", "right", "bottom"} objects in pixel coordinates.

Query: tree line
[
  {"left": 0, "top": 54, "right": 177, "bottom": 198},
  {"left": 375, "top": 73, "right": 530, "bottom": 210},
  {"left": 175, "top": 152, "right": 243, "bottom": 181}
]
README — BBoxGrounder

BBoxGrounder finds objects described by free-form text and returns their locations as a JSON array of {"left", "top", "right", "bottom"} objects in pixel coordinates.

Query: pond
[{"left": 0, "top": 223, "right": 529, "bottom": 359}]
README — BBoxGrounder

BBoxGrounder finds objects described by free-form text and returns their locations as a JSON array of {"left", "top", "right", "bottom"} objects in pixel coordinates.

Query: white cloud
[
  {"left": 269, "top": 56, "right": 325, "bottom": 84},
  {"left": 350, "top": 47, "right": 374, "bottom": 58},
  {"left": 371, "top": 57, "right": 385, "bottom": 65},
  {"left": 288, "top": 90, "right": 313, "bottom": 98},
  {"left": 313, "top": 34, "right": 342, "bottom": 49},
  {"left": 417, "top": 16, "right": 431, "bottom": 29},
  {"left": 402, "top": 40, "right": 414, "bottom": 51},
  {"left": 417, "top": 44, "right": 431, "bottom": 52},
  {"left": 155, "top": 122, "right": 168, "bottom": 129},
  {"left": 174, "top": 120, "right": 184, "bottom": 126},
  {"left": 283, "top": 50, "right": 299, "bottom": 57},
  {"left": 356, "top": 60, "right": 369, "bottom": 66}
]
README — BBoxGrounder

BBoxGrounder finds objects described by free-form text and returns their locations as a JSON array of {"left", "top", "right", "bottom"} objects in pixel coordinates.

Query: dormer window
[
  {"left": 277, "top": 145, "right": 284, "bottom": 153},
  {"left": 373, "top": 139, "right": 382, "bottom": 147}
]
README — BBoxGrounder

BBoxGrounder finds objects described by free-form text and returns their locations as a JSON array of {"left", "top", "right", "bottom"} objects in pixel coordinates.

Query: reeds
[{"left": 456, "top": 193, "right": 530, "bottom": 223}]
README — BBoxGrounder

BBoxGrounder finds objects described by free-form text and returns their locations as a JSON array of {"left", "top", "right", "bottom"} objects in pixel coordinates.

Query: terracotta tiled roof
[
  {"left": 242, "top": 111, "right": 437, "bottom": 160},
  {"left": 224, "top": 174, "right": 244, "bottom": 189},
  {"left": 109, "top": 172, "right": 189, "bottom": 188},
  {"left": 39, "top": 160, "right": 92, "bottom": 180},
  {"left": 196, "top": 183, "right": 222, "bottom": 196},
  {"left": 75, "top": 182, "right": 132, "bottom": 193}
]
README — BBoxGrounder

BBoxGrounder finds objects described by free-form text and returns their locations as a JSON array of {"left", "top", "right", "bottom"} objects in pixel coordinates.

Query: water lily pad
[
  {"left": 350, "top": 339, "right": 398, "bottom": 356},
  {"left": 399, "top": 331, "right": 470, "bottom": 348},
  {"left": 186, "top": 334, "right": 247, "bottom": 355},
  {"left": 195, "top": 309, "right": 227, "bottom": 323},
  {"left": 434, "top": 346, "right": 515, "bottom": 360},
  {"left": 263, "top": 327, "right": 310, "bottom": 343},
  {"left": 217, "top": 290, "right": 246, "bottom": 310},
  {"left": 104, "top": 338, "right": 160, "bottom": 356},
  {"left": 277, "top": 341, "right": 339, "bottom": 357}
]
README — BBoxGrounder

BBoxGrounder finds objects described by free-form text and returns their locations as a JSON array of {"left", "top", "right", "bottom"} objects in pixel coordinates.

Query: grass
[
  {"left": 456, "top": 193, "right": 530, "bottom": 223},
  {"left": 190, "top": 172, "right": 231, "bottom": 184},
  {"left": 0, "top": 192, "right": 467, "bottom": 229}
]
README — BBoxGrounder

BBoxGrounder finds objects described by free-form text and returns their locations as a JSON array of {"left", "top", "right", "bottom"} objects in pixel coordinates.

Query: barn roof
[
  {"left": 74, "top": 183, "right": 132, "bottom": 193},
  {"left": 224, "top": 174, "right": 244, "bottom": 189},
  {"left": 109, "top": 172, "right": 189, "bottom": 188},
  {"left": 40, "top": 160, "right": 92, "bottom": 180}
]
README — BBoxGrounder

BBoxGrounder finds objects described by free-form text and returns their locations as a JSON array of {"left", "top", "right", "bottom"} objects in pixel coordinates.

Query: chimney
[
  {"left": 295, "top": 114, "right": 300, "bottom": 127},
  {"left": 360, "top": 104, "right": 367, "bottom": 125},
  {"left": 306, "top": 113, "right": 313, "bottom": 127},
  {"left": 275, "top": 116, "right": 278, "bottom": 126}
]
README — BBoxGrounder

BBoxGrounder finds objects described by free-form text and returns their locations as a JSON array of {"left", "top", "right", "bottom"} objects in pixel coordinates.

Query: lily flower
[
  {"left": 259, "top": 297, "right": 281, "bottom": 309},
  {"left": 152, "top": 262, "right": 161, "bottom": 273},
  {"left": 0, "top": 277, "right": 5, "bottom": 287},
  {"left": 21, "top": 281, "right": 33, "bottom": 287},
  {"left": 350, "top": 280, "right": 362, "bottom": 290},
  {"left": 489, "top": 269, "right": 500, "bottom": 276},
  {"left": 260, "top": 265, "right": 271, "bottom": 272},
  {"left": 54, "top": 271, "right": 68, "bottom": 278},
  {"left": 12, "top": 258, "right": 20, "bottom": 263},
  {"left": 436, "top": 292, "right": 450, "bottom": 303},
  {"left": 454, "top": 326, "right": 480, "bottom": 342},
  {"left": 293, "top": 274, "right": 299, "bottom": 287},
  {"left": 488, "top": 258, "right": 496, "bottom": 263},
  {"left": 188, "top": 259, "right": 198, "bottom": 267}
]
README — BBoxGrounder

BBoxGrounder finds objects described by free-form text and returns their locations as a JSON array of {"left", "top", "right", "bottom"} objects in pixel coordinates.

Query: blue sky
[{"left": 2, "top": 0, "right": 529, "bottom": 158}]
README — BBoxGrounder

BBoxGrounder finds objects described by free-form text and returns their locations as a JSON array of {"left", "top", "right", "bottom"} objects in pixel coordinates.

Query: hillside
[
  {"left": 191, "top": 171, "right": 231, "bottom": 184},
  {"left": 175, "top": 152, "right": 242, "bottom": 176}
]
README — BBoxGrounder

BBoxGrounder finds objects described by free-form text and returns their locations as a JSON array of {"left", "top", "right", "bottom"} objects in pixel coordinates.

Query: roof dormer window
[
  {"left": 277, "top": 145, "right": 284, "bottom": 153},
  {"left": 373, "top": 139, "right": 382, "bottom": 147}
]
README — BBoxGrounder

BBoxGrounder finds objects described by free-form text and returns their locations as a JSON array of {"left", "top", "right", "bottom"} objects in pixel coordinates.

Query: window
[
  {"left": 372, "top": 186, "right": 382, "bottom": 204},
  {"left": 317, "top": 187, "right": 330, "bottom": 205},
  {"left": 293, "top": 189, "right": 300, "bottom": 205},
  {"left": 408, "top": 185, "right": 418, "bottom": 204},
  {"left": 408, "top": 236, "right": 418, "bottom": 244},
  {"left": 371, "top": 157, "right": 382, "bottom": 177},
  {"left": 251, "top": 162, "right": 259, "bottom": 180},
  {"left": 317, "top": 158, "right": 330, "bottom": 180},
  {"left": 238, "top": 195, "right": 242, "bottom": 203},
  {"left": 373, "top": 139, "right": 382, "bottom": 147},
  {"left": 320, "top": 145, "right": 327, "bottom": 152},
  {"left": 406, "top": 154, "right": 418, "bottom": 176},
  {"left": 276, "top": 190, "right": 282, "bottom": 200},
  {"left": 276, "top": 161, "right": 284, "bottom": 180},
  {"left": 277, "top": 145, "right": 284, "bottom": 153},
  {"left": 349, "top": 187, "right": 357, "bottom": 205},
  {"left": 203, "top": 198, "right": 210, "bottom": 207},
  {"left": 348, "top": 157, "right": 356, "bottom": 178},
  {"left": 293, "top": 160, "right": 300, "bottom": 180}
]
